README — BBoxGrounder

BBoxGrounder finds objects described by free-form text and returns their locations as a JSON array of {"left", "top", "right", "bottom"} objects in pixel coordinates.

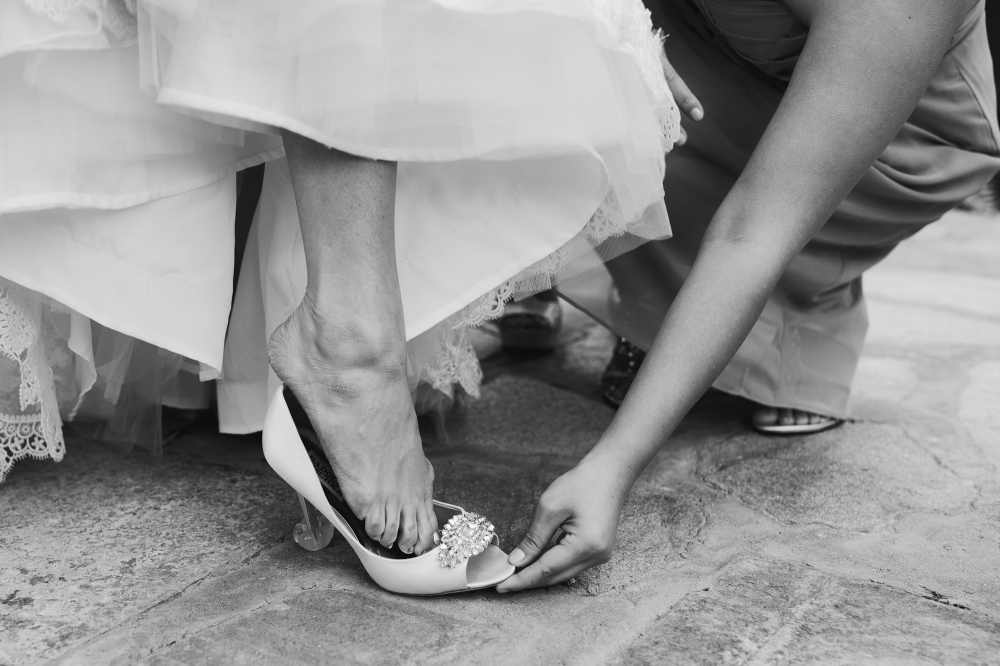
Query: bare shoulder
[{"left": 782, "top": 0, "right": 980, "bottom": 31}]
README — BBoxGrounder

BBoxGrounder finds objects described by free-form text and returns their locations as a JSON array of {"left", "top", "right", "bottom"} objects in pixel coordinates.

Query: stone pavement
[{"left": 2, "top": 209, "right": 999, "bottom": 665}]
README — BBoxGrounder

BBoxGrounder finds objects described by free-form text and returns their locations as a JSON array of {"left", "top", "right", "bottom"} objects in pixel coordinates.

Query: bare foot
[
  {"left": 752, "top": 406, "right": 833, "bottom": 428},
  {"left": 268, "top": 296, "right": 437, "bottom": 555}
]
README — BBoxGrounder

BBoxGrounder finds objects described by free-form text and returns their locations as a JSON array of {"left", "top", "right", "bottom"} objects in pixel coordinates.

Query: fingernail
[
  {"left": 692, "top": 107, "right": 704, "bottom": 121},
  {"left": 508, "top": 548, "right": 525, "bottom": 566},
  {"left": 497, "top": 587, "right": 509, "bottom": 594}
]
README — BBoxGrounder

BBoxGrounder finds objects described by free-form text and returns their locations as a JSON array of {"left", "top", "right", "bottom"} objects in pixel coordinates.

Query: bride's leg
[{"left": 268, "top": 130, "right": 436, "bottom": 555}]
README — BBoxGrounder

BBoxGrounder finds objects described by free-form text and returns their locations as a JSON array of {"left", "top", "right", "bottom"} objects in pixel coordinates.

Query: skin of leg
[{"left": 267, "top": 130, "right": 436, "bottom": 555}]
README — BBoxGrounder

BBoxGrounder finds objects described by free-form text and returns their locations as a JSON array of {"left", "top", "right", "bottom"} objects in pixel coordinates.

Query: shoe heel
[{"left": 292, "top": 492, "right": 336, "bottom": 551}]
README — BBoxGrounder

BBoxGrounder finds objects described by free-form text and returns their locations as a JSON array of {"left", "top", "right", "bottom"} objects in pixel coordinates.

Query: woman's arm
[{"left": 498, "top": 0, "right": 978, "bottom": 592}]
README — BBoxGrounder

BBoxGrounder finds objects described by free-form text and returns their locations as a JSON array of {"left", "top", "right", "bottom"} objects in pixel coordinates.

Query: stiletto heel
[
  {"left": 262, "top": 386, "right": 515, "bottom": 595},
  {"left": 292, "top": 493, "right": 336, "bottom": 551}
]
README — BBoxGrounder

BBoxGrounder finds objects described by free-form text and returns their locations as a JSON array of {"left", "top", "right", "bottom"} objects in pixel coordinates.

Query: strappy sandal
[
  {"left": 601, "top": 337, "right": 645, "bottom": 408},
  {"left": 263, "top": 387, "right": 515, "bottom": 595}
]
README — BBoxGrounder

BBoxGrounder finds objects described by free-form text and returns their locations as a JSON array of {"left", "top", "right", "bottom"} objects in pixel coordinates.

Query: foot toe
[
  {"left": 413, "top": 501, "right": 437, "bottom": 556},
  {"left": 778, "top": 408, "right": 796, "bottom": 426},
  {"left": 752, "top": 407, "right": 779, "bottom": 426},
  {"left": 379, "top": 506, "right": 400, "bottom": 549},
  {"left": 364, "top": 510, "right": 385, "bottom": 543},
  {"left": 396, "top": 506, "right": 418, "bottom": 554}
]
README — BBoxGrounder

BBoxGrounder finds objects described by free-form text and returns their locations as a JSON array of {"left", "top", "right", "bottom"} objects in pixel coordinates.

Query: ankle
[
  {"left": 318, "top": 330, "right": 408, "bottom": 381},
  {"left": 271, "top": 297, "right": 407, "bottom": 380}
]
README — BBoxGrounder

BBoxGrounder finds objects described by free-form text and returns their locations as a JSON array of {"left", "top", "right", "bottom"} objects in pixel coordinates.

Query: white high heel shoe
[{"left": 262, "top": 386, "right": 515, "bottom": 595}]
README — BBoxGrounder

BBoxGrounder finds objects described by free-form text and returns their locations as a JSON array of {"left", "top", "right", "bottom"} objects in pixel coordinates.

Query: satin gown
[{"left": 563, "top": 0, "right": 1000, "bottom": 418}]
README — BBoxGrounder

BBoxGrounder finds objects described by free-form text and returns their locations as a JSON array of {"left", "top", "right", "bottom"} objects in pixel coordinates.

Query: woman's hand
[
  {"left": 496, "top": 457, "right": 629, "bottom": 593},
  {"left": 661, "top": 49, "right": 703, "bottom": 146}
]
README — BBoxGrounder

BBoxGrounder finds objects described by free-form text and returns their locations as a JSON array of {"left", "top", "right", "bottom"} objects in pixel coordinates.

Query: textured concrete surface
[{"left": 1, "top": 208, "right": 998, "bottom": 665}]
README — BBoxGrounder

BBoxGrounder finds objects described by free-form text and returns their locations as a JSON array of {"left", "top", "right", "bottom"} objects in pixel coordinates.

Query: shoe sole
[{"left": 752, "top": 418, "right": 843, "bottom": 435}]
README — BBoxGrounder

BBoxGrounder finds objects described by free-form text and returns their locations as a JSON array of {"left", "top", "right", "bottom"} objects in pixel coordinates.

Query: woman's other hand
[
  {"left": 662, "top": 49, "right": 703, "bottom": 145},
  {"left": 496, "top": 458, "right": 628, "bottom": 593}
]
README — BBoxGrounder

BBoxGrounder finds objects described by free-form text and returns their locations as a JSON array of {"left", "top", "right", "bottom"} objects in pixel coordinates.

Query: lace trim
[
  {"left": 0, "top": 286, "right": 65, "bottom": 483},
  {"left": 426, "top": 333, "right": 483, "bottom": 400},
  {"left": 21, "top": 0, "right": 138, "bottom": 42},
  {"left": 454, "top": 189, "right": 629, "bottom": 332},
  {"left": 421, "top": 192, "right": 634, "bottom": 398},
  {"left": 0, "top": 286, "right": 39, "bottom": 411},
  {"left": 0, "top": 413, "right": 62, "bottom": 483}
]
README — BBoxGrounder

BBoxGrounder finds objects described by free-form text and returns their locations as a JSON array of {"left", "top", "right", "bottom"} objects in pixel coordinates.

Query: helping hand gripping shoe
[{"left": 262, "top": 386, "right": 515, "bottom": 595}]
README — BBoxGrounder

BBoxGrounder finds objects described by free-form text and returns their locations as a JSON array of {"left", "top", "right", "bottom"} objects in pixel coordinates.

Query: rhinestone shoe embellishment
[{"left": 436, "top": 512, "right": 495, "bottom": 568}]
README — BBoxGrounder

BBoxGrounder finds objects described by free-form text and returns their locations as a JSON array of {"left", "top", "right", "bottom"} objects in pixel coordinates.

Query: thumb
[
  {"left": 660, "top": 49, "right": 703, "bottom": 121},
  {"left": 508, "top": 498, "right": 567, "bottom": 567}
]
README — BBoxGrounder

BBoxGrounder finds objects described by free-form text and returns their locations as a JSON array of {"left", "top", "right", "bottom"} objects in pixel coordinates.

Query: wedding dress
[
  {"left": 0, "top": 0, "right": 279, "bottom": 479},
  {"left": 0, "top": 0, "right": 679, "bottom": 480}
]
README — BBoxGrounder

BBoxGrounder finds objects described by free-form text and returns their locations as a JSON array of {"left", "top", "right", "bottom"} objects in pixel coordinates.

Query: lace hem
[
  {"left": 0, "top": 412, "right": 65, "bottom": 483},
  {"left": 0, "top": 285, "right": 65, "bottom": 483},
  {"left": 419, "top": 190, "right": 647, "bottom": 402},
  {"left": 421, "top": 329, "right": 483, "bottom": 400}
]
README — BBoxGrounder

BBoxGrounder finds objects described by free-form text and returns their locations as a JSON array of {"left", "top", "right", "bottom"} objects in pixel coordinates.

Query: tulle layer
[
  {"left": 0, "top": 276, "right": 213, "bottom": 482},
  {"left": 0, "top": 0, "right": 281, "bottom": 213}
]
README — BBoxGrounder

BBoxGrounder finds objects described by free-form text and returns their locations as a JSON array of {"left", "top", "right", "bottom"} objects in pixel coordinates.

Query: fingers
[
  {"left": 660, "top": 50, "right": 703, "bottom": 121},
  {"left": 507, "top": 496, "right": 568, "bottom": 569},
  {"left": 676, "top": 125, "right": 688, "bottom": 147},
  {"left": 497, "top": 535, "right": 609, "bottom": 593}
]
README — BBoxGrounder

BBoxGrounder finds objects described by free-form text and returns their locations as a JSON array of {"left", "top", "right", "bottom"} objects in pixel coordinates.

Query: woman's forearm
[
  {"left": 584, "top": 0, "right": 978, "bottom": 488},
  {"left": 584, "top": 232, "right": 786, "bottom": 485}
]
